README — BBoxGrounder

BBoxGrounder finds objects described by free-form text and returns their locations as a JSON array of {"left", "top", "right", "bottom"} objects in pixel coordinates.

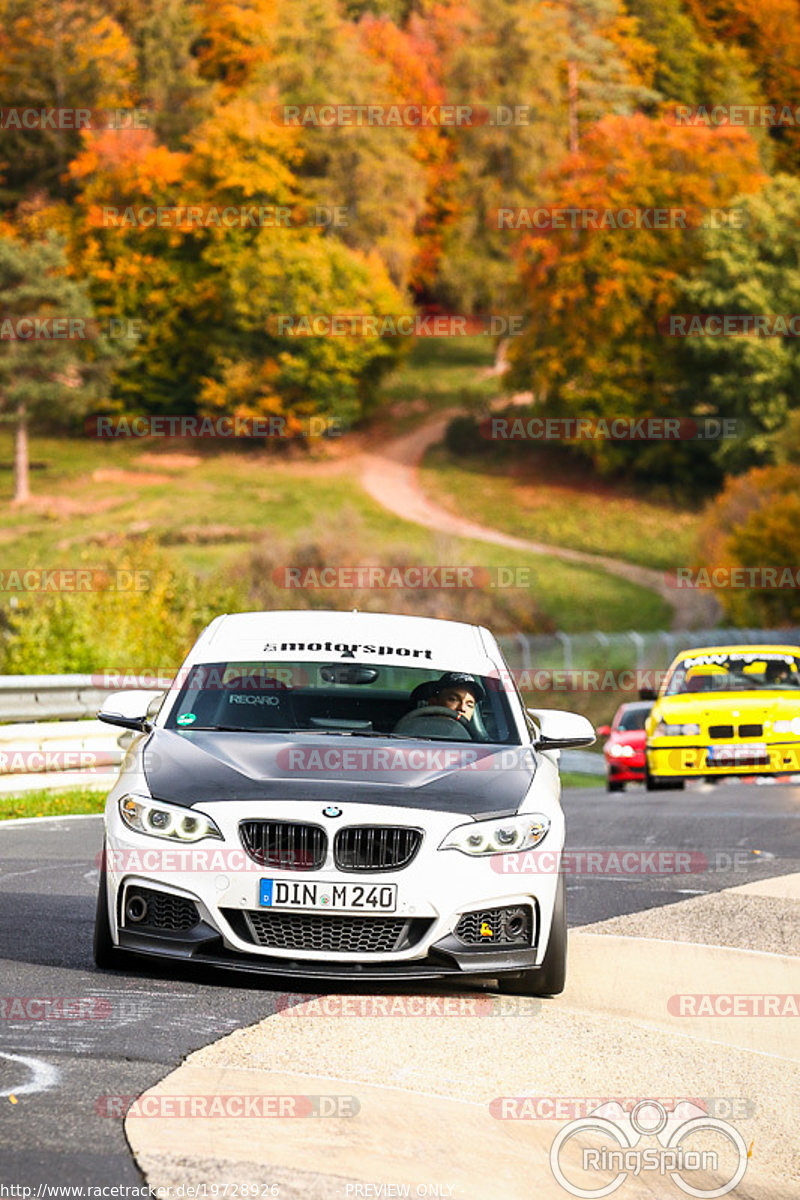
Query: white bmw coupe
[{"left": 94, "top": 610, "right": 594, "bottom": 995}]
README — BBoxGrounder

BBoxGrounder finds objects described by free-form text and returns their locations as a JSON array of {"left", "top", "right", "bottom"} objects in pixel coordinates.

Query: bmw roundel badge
[{"left": 323, "top": 806, "right": 342, "bottom": 818}]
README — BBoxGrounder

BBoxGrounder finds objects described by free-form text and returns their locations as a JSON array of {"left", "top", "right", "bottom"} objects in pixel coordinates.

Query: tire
[
  {"left": 645, "top": 765, "right": 662, "bottom": 791},
  {"left": 498, "top": 873, "right": 566, "bottom": 997},
  {"left": 93, "top": 844, "right": 126, "bottom": 969},
  {"left": 647, "top": 773, "right": 686, "bottom": 791},
  {"left": 606, "top": 778, "right": 624, "bottom": 793}
]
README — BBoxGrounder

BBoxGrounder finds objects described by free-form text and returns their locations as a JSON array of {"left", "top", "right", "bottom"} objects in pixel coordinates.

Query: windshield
[
  {"left": 665, "top": 652, "right": 800, "bottom": 696},
  {"left": 164, "top": 660, "right": 521, "bottom": 744},
  {"left": 615, "top": 705, "right": 651, "bottom": 731}
]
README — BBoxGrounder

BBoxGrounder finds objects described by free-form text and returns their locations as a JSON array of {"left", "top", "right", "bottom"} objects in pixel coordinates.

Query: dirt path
[{"left": 358, "top": 412, "right": 720, "bottom": 631}]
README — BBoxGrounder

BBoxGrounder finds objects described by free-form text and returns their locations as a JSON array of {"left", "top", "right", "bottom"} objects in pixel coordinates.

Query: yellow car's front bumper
[{"left": 647, "top": 742, "right": 800, "bottom": 777}]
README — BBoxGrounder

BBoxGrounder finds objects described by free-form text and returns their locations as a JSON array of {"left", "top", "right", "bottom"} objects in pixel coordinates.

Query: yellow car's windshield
[{"left": 665, "top": 652, "right": 800, "bottom": 696}]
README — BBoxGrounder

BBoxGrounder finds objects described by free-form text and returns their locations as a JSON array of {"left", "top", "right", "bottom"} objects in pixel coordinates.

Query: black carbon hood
[{"left": 142, "top": 729, "right": 536, "bottom": 818}]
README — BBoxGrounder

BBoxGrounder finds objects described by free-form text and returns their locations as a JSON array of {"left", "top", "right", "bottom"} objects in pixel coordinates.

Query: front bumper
[
  {"left": 103, "top": 799, "right": 564, "bottom": 978},
  {"left": 647, "top": 741, "right": 800, "bottom": 777},
  {"left": 116, "top": 920, "right": 542, "bottom": 980}
]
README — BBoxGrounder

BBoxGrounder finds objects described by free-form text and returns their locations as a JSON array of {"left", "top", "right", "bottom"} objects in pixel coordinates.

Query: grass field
[
  {"left": 0, "top": 426, "right": 671, "bottom": 635},
  {"left": 421, "top": 447, "right": 702, "bottom": 572},
  {"left": 0, "top": 785, "right": 106, "bottom": 821},
  {"left": 373, "top": 336, "right": 498, "bottom": 431}
]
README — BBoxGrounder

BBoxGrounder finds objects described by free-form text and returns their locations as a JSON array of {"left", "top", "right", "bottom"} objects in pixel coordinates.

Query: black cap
[{"left": 425, "top": 672, "right": 485, "bottom": 703}]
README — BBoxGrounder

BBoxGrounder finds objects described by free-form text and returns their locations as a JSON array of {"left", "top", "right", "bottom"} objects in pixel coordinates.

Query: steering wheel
[{"left": 410, "top": 706, "right": 466, "bottom": 724}]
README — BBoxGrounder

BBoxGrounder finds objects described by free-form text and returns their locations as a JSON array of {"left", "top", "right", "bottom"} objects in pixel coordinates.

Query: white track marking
[{"left": 0, "top": 1051, "right": 60, "bottom": 1096}]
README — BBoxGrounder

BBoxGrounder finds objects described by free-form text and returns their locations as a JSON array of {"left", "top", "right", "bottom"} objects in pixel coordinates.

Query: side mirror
[
  {"left": 596, "top": 724, "right": 611, "bottom": 738},
  {"left": 98, "top": 689, "right": 165, "bottom": 732},
  {"left": 639, "top": 687, "right": 656, "bottom": 701},
  {"left": 527, "top": 708, "right": 596, "bottom": 750}
]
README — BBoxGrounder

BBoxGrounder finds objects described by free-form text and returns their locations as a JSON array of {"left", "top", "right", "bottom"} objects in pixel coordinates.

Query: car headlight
[
  {"left": 439, "top": 813, "right": 550, "bottom": 856},
  {"left": 119, "top": 794, "right": 222, "bottom": 842},
  {"left": 653, "top": 722, "right": 700, "bottom": 737},
  {"left": 773, "top": 718, "right": 800, "bottom": 735},
  {"left": 608, "top": 744, "right": 635, "bottom": 758}
]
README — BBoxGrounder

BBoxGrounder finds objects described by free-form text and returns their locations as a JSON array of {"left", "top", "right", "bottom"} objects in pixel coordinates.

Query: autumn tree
[
  {"left": 0, "top": 0, "right": 135, "bottom": 202},
  {"left": 684, "top": 0, "right": 800, "bottom": 172},
  {"left": 696, "top": 463, "right": 800, "bottom": 625},
  {"left": 504, "top": 113, "right": 766, "bottom": 485}
]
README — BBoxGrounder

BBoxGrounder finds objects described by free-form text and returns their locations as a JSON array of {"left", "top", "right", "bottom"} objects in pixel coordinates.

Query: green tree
[
  {"left": 108, "top": 0, "right": 211, "bottom": 148},
  {"left": 260, "top": 0, "right": 427, "bottom": 292},
  {"left": 425, "top": 0, "right": 567, "bottom": 311},
  {"left": 677, "top": 176, "right": 800, "bottom": 473},
  {"left": 561, "top": 0, "right": 658, "bottom": 153},
  {"left": 199, "top": 233, "right": 408, "bottom": 432},
  {"left": 0, "top": 232, "right": 112, "bottom": 502}
]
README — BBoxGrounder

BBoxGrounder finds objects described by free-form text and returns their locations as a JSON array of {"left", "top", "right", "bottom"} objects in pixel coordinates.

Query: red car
[{"left": 597, "top": 701, "right": 653, "bottom": 792}]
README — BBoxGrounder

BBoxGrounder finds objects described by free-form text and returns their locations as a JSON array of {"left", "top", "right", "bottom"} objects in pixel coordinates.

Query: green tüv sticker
[{"left": 177, "top": 712, "right": 196, "bottom": 726}]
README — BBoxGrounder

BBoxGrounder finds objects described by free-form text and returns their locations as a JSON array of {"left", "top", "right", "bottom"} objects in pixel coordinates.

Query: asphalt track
[{"left": 0, "top": 779, "right": 797, "bottom": 1192}]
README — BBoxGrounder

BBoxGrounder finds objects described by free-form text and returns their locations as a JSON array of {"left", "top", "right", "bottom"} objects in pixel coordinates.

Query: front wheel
[
  {"left": 93, "top": 843, "right": 127, "bottom": 969},
  {"left": 498, "top": 873, "right": 566, "bottom": 997},
  {"left": 606, "top": 777, "right": 625, "bottom": 793}
]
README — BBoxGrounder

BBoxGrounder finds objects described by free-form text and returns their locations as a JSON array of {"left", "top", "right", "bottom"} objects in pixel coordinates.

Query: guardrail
[{"left": 0, "top": 674, "right": 171, "bottom": 724}]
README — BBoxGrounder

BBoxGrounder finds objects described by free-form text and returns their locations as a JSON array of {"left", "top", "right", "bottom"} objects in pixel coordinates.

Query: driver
[
  {"left": 765, "top": 660, "right": 792, "bottom": 684},
  {"left": 415, "top": 672, "right": 485, "bottom": 722}
]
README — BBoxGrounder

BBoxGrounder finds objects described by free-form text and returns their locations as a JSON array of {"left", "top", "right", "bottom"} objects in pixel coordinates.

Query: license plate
[
  {"left": 707, "top": 742, "right": 769, "bottom": 765},
  {"left": 259, "top": 879, "right": 397, "bottom": 913}
]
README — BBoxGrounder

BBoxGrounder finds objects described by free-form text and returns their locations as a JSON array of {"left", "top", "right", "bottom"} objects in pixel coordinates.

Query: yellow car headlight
[{"left": 653, "top": 721, "right": 700, "bottom": 737}]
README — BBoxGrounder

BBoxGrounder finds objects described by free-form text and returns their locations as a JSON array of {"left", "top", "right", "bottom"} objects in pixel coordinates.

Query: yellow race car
[{"left": 645, "top": 644, "right": 800, "bottom": 790}]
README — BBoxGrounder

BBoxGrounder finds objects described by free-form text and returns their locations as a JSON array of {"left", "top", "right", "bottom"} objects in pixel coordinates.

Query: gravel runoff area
[
  {"left": 575, "top": 873, "right": 800, "bottom": 957},
  {"left": 127, "top": 876, "right": 800, "bottom": 1200}
]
